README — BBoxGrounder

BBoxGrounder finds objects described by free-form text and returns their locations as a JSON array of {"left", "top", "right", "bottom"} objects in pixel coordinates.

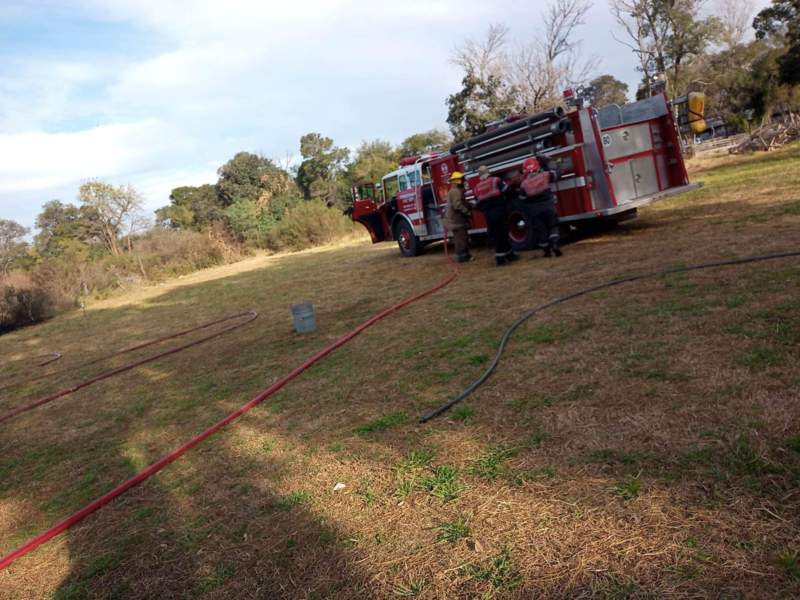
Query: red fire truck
[{"left": 350, "top": 93, "right": 701, "bottom": 257}]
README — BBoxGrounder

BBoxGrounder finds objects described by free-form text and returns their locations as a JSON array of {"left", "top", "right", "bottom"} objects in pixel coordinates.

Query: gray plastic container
[{"left": 291, "top": 301, "right": 316, "bottom": 334}]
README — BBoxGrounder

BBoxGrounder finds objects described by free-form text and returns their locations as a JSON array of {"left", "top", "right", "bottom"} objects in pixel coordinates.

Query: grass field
[{"left": 1, "top": 145, "right": 799, "bottom": 599}]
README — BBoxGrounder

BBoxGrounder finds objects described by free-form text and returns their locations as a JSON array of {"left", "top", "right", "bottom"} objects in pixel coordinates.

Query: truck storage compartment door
[
  {"left": 609, "top": 162, "right": 637, "bottom": 205},
  {"left": 601, "top": 123, "right": 653, "bottom": 161},
  {"left": 630, "top": 156, "right": 660, "bottom": 197}
]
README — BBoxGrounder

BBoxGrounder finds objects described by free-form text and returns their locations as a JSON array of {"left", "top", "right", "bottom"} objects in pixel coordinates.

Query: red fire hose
[
  {"left": 0, "top": 312, "right": 262, "bottom": 395},
  {"left": 0, "top": 311, "right": 259, "bottom": 425},
  {"left": 0, "top": 246, "right": 458, "bottom": 571},
  {"left": 0, "top": 353, "right": 62, "bottom": 390}
]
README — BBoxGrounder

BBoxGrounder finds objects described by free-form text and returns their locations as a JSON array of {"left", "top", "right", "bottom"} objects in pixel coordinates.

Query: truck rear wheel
[
  {"left": 507, "top": 199, "right": 537, "bottom": 251},
  {"left": 395, "top": 220, "right": 421, "bottom": 257}
]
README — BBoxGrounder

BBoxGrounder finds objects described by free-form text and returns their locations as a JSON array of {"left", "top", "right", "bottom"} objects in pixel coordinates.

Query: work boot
[
  {"left": 495, "top": 256, "right": 508, "bottom": 266},
  {"left": 457, "top": 254, "right": 474, "bottom": 263},
  {"left": 551, "top": 243, "right": 562, "bottom": 257},
  {"left": 507, "top": 251, "right": 520, "bottom": 262},
  {"left": 543, "top": 247, "right": 553, "bottom": 258}
]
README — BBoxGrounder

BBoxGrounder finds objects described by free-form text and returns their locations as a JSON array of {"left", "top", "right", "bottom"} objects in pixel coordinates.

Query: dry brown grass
[{"left": 1, "top": 145, "right": 799, "bottom": 599}]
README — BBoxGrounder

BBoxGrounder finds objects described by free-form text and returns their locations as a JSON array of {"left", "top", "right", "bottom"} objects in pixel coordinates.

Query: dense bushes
[
  {"left": 132, "top": 228, "right": 241, "bottom": 280},
  {"left": 266, "top": 200, "right": 358, "bottom": 251},
  {"left": 0, "top": 229, "right": 246, "bottom": 333},
  {"left": 0, "top": 273, "right": 55, "bottom": 333}
]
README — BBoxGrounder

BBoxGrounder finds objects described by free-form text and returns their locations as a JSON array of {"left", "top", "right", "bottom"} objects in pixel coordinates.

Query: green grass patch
[
  {"left": 466, "top": 354, "right": 489, "bottom": 365},
  {"left": 420, "top": 465, "right": 464, "bottom": 502},
  {"left": 467, "top": 447, "right": 520, "bottom": 479},
  {"left": 510, "top": 466, "right": 555, "bottom": 486},
  {"left": 451, "top": 404, "right": 474, "bottom": 422},
  {"left": 354, "top": 412, "right": 407, "bottom": 434},
  {"left": 393, "top": 479, "right": 415, "bottom": 498},
  {"left": 590, "top": 574, "right": 646, "bottom": 599},
  {"left": 736, "top": 346, "right": 782, "bottom": 370},
  {"left": 461, "top": 548, "right": 521, "bottom": 594},
  {"left": 679, "top": 435, "right": 782, "bottom": 488},
  {"left": 511, "top": 383, "right": 593, "bottom": 411},
  {"left": 611, "top": 475, "right": 642, "bottom": 500},
  {"left": 779, "top": 549, "right": 800, "bottom": 580},
  {"left": 392, "top": 578, "right": 427, "bottom": 597},
  {"left": 587, "top": 448, "right": 647, "bottom": 468},
  {"left": 275, "top": 490, "right": 311, "bottom": 510},
  {"left": 518, "top": 316, "right": 594, "bottom": 345},
  {"left": 355, "top": 482, "right": 377, "bottom": 506},
  {"left": 400, "top": 449, "right": 436, "bottom": 470},
  {"left": 196, "top": 563, "right": 235, "bottom": 593},
  {"left": 435, "top": 516, "right": 470, "bottom": 543},
  {"left": 787, "top": 435, "right": 800, "bottom": 454}
]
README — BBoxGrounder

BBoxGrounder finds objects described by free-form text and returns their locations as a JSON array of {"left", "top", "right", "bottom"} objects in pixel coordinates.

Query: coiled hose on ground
[{"left": 419, "top": 249, "right": 800, "bottom": 423}]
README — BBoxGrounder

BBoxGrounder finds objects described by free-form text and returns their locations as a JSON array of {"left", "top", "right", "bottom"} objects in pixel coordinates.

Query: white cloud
[{"left": 0, "top": 119, "right": 190, "bottom": 192}]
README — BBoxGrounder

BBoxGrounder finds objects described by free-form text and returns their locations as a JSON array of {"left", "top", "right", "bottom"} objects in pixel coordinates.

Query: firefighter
[
  {"left": 519, "top": 155, "right": 562, "bottom": 257},
  {"left": 444, "top": 171, "right": 473, "bottom": 263},
  {"left": 474, "top": 165, "right": 518, "bottom": 266}
]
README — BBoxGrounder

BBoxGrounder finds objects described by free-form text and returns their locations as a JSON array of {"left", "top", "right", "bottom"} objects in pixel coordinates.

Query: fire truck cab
[
  {"left": 352, "top": 154, "right": 490, "bottom": 257},
  {"left": 351, "top": 92, "right": 701, "bottom": 257}
]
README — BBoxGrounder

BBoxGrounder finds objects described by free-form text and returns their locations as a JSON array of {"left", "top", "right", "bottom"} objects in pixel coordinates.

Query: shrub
[
  {"left": 224, "top": 194, "right": 300, "bottom": 247},
  {"left": 266, "top": 200, "right": 357, "bottom": 251},
  {"left": 132, "top": 229, "right": 238, "bottom": 280},
  {"left": 0, "top": 272, "right": 56, "bottom": 333}
]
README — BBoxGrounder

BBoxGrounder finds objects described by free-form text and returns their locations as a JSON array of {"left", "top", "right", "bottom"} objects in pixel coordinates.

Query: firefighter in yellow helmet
[{"left": 444, "top": 171, "right": 473, "bottom": 262}]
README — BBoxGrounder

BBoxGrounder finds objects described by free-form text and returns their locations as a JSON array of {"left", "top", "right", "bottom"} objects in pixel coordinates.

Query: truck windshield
[
  {"left": 398, "top": 173, "right": 411, "bottom": 191},
  {"left": 383, "top": 175, "right": 399, "bottom": 201}
]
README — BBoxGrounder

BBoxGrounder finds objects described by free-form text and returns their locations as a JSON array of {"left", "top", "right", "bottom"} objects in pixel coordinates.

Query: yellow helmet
[{"left": 449, "top": 171, "right": 464, "bottom": 182}]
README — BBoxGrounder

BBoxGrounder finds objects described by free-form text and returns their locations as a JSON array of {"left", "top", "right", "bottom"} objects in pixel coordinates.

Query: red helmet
[{"left": 523, "top": 157, "right": 540, "bottom": 174}]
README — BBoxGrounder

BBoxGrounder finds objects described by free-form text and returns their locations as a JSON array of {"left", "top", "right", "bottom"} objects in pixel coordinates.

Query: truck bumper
[{"left": 559, "top": 182, "right": 703, "bottom": 223}]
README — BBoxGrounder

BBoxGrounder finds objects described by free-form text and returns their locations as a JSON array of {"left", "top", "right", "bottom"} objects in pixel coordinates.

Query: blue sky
[{"left": 0, "top": 0, "right": 767, "bottom": 229}]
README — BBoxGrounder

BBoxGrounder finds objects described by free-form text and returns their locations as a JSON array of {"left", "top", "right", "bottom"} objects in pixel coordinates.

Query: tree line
[{"left": 446, "top": 0, "right": 800, "bottom": 137}]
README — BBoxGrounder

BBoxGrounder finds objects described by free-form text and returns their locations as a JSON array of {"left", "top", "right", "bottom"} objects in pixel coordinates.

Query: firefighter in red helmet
[
  {"left": 474, "top": 165, "right": 519, "bottom": 266},
  {"left": 444, "top": 171, "right": 473, "bottom": 262},
  {"left": 519, "top": 155, "right": 562, "bottom": 257}
]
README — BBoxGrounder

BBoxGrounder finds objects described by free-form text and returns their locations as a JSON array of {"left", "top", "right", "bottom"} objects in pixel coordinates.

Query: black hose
[{"left": 419, "top": 250, "right": 800, "bottom": 423}]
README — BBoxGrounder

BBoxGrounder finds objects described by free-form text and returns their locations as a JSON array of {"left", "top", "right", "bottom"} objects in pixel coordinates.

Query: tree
[
  {"left": 754, "top": 0, "right": 800, "bottom": 85},
  {"left": 579, "top": 74, "right": 630, "bottom": 106},
  {"left": 447, "top": 2, "right": 597, "bottom": 139},
  {"left": 610, "top": 0, "right": 721, "bottom": 97},
  {"left": 295, "top": 133, "right": 350, "bottom": 206},
  {"left": 78, "top": 181, "right": 145, "bottom": 256},
  {"left": 156, "top": 184, "right": 222, "bottom": 230},
  {"left": 397, "top": 130, "right": 452, "bottom": 156},
  {"left": 509, "top": 0, "right": 597, "bottom": 112},
  {"left": 34, "top": 200, "right": 102, "bottom": 256},
  {"left": 348, "top": 140, "right": 398, "bottom": 185},
  {"left": 216, "top": 152, "right": 293, "bottom": 207},
  {"left": 683, "top": 40, "right": 766, "bottom": 121},
  {"left": 223, "top": 193, "right": 299, "bottom": 245},
  {"left": 447, "top": 23, "right": 517, "bottom": 139},
  {"left": 716, "top": 0, "right": 757, "bottom": 48},
  {"left": 0, "top": 220, "right": 28, "bottom": 275},
  {"left": 446, "top": 70, "right": 517, "bottom": 140}
]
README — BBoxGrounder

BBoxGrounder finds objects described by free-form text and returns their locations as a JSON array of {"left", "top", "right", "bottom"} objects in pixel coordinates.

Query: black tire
[
  {"left": 394, "top": 219, "right": 421, "bottom": 257},
  {"left": 507, "top": 198, "right": 537, "bottom": 251}
]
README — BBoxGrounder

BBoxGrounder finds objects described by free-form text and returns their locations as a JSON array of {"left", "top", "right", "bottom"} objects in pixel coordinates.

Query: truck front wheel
[{"left": 395, "top": 220, "right": 421, "bottom": 257}]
